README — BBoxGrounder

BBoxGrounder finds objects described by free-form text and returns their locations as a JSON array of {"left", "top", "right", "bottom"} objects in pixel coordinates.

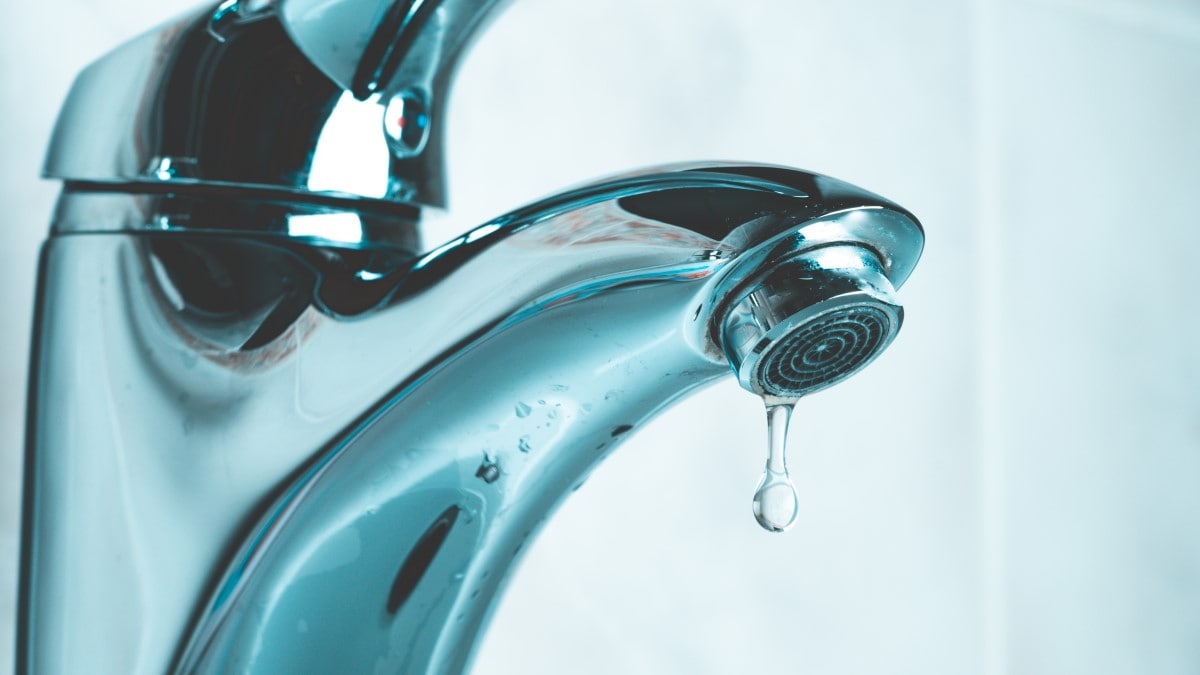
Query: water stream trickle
[{"left": 752, "top": 402, "right": 800, "bottom": 533}]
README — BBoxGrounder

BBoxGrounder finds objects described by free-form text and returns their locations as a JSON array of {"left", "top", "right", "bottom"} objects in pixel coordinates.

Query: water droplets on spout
[{"left": 752, "top": 402, "right": 800, "bottom": 533}]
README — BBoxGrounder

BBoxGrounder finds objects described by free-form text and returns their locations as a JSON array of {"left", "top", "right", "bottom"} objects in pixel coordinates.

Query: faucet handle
[
  {"left": 44, "top": 0, "right": 512, "bottom": 211},
  {"left": 278, "top": 0, "right": 510, "bottom": 97},
  {"left": 273, "top": 0, "right": 515, "bottom": 205}
]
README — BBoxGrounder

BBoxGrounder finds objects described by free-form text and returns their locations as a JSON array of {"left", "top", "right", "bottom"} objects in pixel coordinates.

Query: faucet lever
[
  {"left": 279, "top": 0, "right": 511, "bottom": 95},
  {"left": 350, "top": 0, "right": 443, "bottom": 98},
  {"left": 43, "top": 0, "right": 513, "bottom": 211}
]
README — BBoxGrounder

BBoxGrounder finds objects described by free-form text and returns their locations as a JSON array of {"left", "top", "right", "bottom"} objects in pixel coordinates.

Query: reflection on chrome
[
  {"left": 20, "top": 1, "right": 924, "bottom": 674},
  {"left": 287, "top": 212, "right": 367, "bottom": 245},
  {"left": 306, "top": 92, "right": 392, "bottom": 197}
]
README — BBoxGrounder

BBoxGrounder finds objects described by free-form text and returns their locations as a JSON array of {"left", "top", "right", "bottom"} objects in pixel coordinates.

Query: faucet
[{"left": 17, "top": 1, "right": 924, "bottom": 673}]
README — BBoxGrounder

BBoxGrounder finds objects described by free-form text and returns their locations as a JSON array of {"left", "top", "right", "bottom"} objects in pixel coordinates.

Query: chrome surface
[
  {"left": 719, "top": 244, "right": 904, "bottom": 400},
  {"left": 21, "top": 164, "right": 922, "bottom": 674},
  {"left": 277, "top": 0, "right": 511, "bottom": 99},
  {"left": 44, "top": 0, "right": 514, "bottom": 207},
  {"left": 20, "top": 2, "right": 926, "bottom": 674}
]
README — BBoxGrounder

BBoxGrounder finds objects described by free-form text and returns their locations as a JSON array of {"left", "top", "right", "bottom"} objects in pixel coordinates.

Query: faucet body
[{"left": 19, "top": 2, "right": 924, "bottom": 673}]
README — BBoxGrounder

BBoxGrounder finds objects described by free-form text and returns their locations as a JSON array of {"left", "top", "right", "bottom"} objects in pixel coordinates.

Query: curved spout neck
[
  {"left": 21, "top": 162, "right": 922, "bottom": 673},
  {"left": 163, "top": 164, "right": 922, "bottom": 672}
]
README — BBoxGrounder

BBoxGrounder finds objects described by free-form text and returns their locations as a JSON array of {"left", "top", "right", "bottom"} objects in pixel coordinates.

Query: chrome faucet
[{"left": 18, "top": 1, "right": 924, "bottom": 673}]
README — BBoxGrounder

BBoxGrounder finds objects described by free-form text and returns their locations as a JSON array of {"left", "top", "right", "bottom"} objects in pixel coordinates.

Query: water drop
[
  {"left": 518, "top": 435, "right": 532, "bottom": 453},
  {"left": 752, "top": 402, "right": 800, "bottom": 533},
  {"left": 514, "top": 402, "right": 532, "bottom": 418}
]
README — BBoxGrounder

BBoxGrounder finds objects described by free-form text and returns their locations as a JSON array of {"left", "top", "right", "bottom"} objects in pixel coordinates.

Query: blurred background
[{"left": 1, "top": 0, "right": 1198, "bottom": 673}]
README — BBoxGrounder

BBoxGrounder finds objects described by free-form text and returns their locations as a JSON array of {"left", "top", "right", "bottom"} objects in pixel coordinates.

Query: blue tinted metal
[{"left": 19, "top": 1, "right": 925, "bottom": 672}]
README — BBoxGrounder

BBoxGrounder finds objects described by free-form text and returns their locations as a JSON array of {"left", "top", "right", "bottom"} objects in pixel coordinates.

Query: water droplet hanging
[{"left": 751, "top": 402, "right": 800, "bottom": 533}]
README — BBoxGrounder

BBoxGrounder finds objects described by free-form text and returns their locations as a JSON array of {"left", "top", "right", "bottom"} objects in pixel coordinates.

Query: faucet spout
[
  {"left": 160, "top": 163, "right": 923, "bottom": 672},
  {"left": 22, "top": 158, "right": 921, "bottom": 673}
]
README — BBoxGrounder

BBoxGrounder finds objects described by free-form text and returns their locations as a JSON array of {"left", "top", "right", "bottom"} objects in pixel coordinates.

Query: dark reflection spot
[
  {"left": 617, "top": 188, "right": 805, "bottom": 240},
  {"left": 386, "top": 505, "right": 460, "bottom": 615},
  {"left": 611, "top": 424, "right": 633, "bottom": 437},
  {"left": 240, "top": 291, "right": 311, "bottom": 350},
  {"left": 143, "top": 230, "right": 416, "bottom": 352},
  {"left": 693, "top": 165, "right": 817, "bottom": 193},
  {"left": 475, "top": 457, "right": 500, "bottom": 484}
]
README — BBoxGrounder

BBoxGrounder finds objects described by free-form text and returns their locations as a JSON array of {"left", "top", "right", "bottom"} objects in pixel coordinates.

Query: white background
[{"left": 2, "top": 0, "right": 1199, "bottom": 673}]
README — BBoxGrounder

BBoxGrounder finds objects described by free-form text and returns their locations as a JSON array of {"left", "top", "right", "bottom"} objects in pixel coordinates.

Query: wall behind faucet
[{"left": 1, "top": 1, "right": 1197, "bottom": 674}]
